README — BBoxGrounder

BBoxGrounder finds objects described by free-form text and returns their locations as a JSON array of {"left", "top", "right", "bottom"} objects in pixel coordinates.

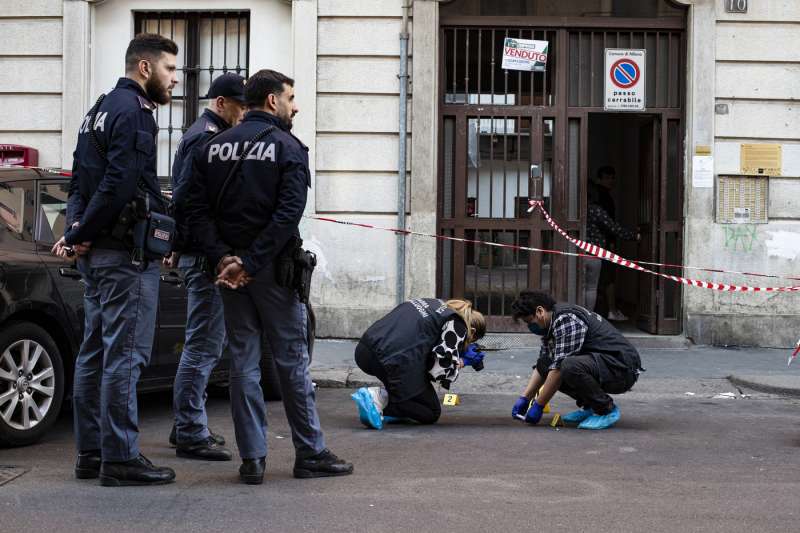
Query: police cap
[{"left": 204, "top": 73, "right": 247, "bottom": 103}]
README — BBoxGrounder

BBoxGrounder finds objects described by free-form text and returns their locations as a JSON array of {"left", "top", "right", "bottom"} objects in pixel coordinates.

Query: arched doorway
[{"left": 436, "top": 0, "right": 688, "bottom": 334}]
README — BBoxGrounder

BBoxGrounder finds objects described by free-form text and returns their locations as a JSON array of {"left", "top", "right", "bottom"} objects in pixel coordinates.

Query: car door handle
[
  {"left": 160, "top": 271, "right": 184, "bottom": 287},
  {"left": 58, "top": 267, "right": 82, "bottom": 280}
]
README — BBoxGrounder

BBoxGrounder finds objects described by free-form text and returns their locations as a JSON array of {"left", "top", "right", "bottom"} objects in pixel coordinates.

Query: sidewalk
[{"left": 309, "top": 339, "right": 800, "bottom": 398}]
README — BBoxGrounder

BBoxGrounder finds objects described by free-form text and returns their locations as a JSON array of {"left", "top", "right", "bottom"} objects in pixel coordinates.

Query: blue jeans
[
  {"left": 172, "top": 254, "right": 226, "bottom": 444},
  {"left": 220, "top": 264, "right": 324, "bottom": 460},
  {"left": 72, "top": 249, "right": 159, "bottom": 462}
]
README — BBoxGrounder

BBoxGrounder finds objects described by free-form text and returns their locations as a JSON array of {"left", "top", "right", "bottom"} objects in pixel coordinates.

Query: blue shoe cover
[
  {"left": 562, "top": 408, "right": 593, "bottom": 424},
  {"left": 351, "top": 389, "right": 369, "bottom": 426},
  {"left": 351, "top": 388, "right": 383, "bottom": 430},
  {"left": 578, "top": 406, "right": 620, "bottom": 430}
]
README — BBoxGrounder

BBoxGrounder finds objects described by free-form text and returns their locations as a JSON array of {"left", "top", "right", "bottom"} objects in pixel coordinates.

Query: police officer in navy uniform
[
  {"left": 165, "top": 73, "right": 247, "bottom": 461},
  {"left": 53, "top": 34, "right": 179, "bottom": 486},
  {"left": 185, "top": 69, "right": 353, "bottom": 484}
]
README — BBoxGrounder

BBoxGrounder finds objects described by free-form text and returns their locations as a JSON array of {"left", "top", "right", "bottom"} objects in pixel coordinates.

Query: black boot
[
  {"left": 169, "top": 424, "right": 225, "bottom": 447},
  {"left": 293, "top": 449, "right": 353, "bottom": 479},
  {"left": 99, "top": 454, "right": 176, "bottom": 487},
  {"left": 75, "top": 450, "right": 101, "bottom": 479},
  {"left": 239, "top": 457, "right": 266, "bottom": 485},
  {"left": 176, "top": 436, "right": 233, "bottom": 461}
]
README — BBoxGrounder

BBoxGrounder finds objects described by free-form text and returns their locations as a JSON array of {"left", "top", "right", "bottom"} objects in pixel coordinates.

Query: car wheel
[
  {"left": 259, "top": 303, "right": 316, "bottom": 403},
  {"left": 0, "top": 322, "right": 65, "bottom": 447}
]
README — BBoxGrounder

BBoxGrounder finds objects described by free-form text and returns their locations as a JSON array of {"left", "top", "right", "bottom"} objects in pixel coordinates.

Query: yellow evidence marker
[{"left": 443, "top": 393, "right": 460, "bottom": 406}]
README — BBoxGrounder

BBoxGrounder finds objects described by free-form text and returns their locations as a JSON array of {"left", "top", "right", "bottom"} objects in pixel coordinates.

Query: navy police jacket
[
  {"left": 171, "top": 109, "right": 230, "bottom": 253},
  {"left": 65, "top": 78, "right": 163, "bottom": 247},
  {"left": 359, "top": 299, "right": 463, "bottom": 402},
  {"left": 185, "top": 111, "right": 311, "bottom": 274}
]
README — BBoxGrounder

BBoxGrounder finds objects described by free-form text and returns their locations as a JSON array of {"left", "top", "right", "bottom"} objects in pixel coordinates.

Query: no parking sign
[{"left": 604, "top": 49, "right": 645, "bottom": 111}]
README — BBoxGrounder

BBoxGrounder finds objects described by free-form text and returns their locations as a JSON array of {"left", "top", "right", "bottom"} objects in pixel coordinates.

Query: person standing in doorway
[
  {"left": 587, "top": 166, "right": 638, "bottom": 320},
  {"left": 166, "top": 72, "right": 247, "bottom": 460}
]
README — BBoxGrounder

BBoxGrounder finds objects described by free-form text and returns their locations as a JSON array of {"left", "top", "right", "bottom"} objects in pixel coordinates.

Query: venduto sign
[{"left": 501, "top": 37, "right": 549, "bottom": 72}]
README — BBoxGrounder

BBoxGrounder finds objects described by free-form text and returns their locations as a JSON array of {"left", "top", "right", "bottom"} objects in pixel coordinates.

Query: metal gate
[{"left": 437, "top": 15, "right": 686, "bottom": 334}]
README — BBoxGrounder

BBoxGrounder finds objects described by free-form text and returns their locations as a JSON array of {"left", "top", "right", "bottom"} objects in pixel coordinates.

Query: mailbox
[{"left": 0, "top": 144, "right": 39, "bottom": 167}]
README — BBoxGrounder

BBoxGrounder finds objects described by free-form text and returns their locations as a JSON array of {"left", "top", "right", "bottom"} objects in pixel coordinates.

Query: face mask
[{"left": 528, "top": 322, "right": 547, "bottom": 336}]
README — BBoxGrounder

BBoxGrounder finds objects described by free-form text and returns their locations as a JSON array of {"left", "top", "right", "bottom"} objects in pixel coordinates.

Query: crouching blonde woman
[{"left": 351, "top": 298, "right": 486, "bottom": 429}]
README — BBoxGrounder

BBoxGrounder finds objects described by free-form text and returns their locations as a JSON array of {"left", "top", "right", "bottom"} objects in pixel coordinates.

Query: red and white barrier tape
[
  {"left": 602, "top": 253, "right": 800, "bottom": 281},
  {"left": 527, "top": 200, "right": 800, "bottom": 293},
  {"left": 0, "top": 164, "right": 72, "bottom": 177},
  {"left": 789, "top": 340, "right": 800, "bottom": 367},
  {"left": 9, "top": 165, "right": 797, "bottom": 291},
  {"left": 305, "top": 215, "right": 585, "bottom": 258},
  {"left": 305, "top": 208, "right": 800, "bottom": 292}
]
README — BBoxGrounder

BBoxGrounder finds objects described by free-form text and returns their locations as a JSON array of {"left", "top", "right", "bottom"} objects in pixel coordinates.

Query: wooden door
[
  {"left": 636, "top": 116, "right": 684, "bottom": 335},
  {"left": 656, "top": 118, "right": 684, "bottom": 334},
  {"left": 636, "top": 118, "right": 660, "bottom": 333}
]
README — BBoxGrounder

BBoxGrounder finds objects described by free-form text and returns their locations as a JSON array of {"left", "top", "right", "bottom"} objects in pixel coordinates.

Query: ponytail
[{"left": 445, "top": 299, "right": 486, "bottom": 345}]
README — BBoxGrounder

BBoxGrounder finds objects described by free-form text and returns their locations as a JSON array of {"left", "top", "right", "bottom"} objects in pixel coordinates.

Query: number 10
[{"left": 726, "top": 0, "right": 747, "bottom": 13}]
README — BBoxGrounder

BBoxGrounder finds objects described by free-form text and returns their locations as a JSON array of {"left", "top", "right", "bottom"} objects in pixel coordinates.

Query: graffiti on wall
[{"left": 723, "top": 224, "right": 758, "bottom": 252}]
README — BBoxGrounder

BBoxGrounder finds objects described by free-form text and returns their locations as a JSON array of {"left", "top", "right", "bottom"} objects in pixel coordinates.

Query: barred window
[{"left": 134, "top": 11, "right": 250, "bottom": 186}]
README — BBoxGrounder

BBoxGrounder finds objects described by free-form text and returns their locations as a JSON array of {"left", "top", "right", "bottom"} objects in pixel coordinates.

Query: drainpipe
[{"left": 397, "top": 1, "right": 411, "bottom": 304}]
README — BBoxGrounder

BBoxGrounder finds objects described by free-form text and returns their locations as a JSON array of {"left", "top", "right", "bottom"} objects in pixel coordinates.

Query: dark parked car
[{"left": 0, "top": 167, "right": 294, "bottom": 447}]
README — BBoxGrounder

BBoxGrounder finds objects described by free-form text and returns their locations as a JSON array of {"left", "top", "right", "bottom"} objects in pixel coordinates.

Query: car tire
[
  {"left": 0, "top": 321, "right": 65, "bottom": 447},
  {"left": 259, "top": 303, "right": 316, "bottom": 403}
]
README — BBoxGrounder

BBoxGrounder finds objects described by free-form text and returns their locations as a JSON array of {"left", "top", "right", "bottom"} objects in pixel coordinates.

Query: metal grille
[
  {"left": 134, "top": 11, "right": 250, "bottom": 186},
  {"left": 444, "top": 28, "right": 557, "bottom": 107},
  {"left": 464, "top": 229, "right": 531, "bottom": 319},
  {"left": 568, "top": 30, "right": 683, "bottom": 108},
  {"left": 439, "top": 14, "right": 687, "bottom": 334},
  {"left": 441, "top": 0, "right": 686, "bottom": 18},
  {"left": 466, "top": 115, "right": 533, "bottom": 220}
]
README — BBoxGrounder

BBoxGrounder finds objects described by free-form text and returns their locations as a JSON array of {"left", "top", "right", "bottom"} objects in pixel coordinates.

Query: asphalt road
[{"left": 2, "top": 387, "right": 800, "bottom": 533}]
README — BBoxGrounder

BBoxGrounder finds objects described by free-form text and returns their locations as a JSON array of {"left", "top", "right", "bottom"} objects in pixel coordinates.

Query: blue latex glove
[
  {"left": 462, "top": 343, "right": 485, "bottom": 369},
  {"left": 524, "top": 401, "right": 545, "bottom": 425},
  {"left": 511, "top": 396, "right": 530, "bottom": 419}
]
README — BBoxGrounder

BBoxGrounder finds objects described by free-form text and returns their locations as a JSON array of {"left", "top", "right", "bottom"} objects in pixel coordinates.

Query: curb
[
  {"left": 727, "top": 375, "right": 800, "bottom": 399},
  {"left": 312, "top": 370, "right": 800, "bottom": 398},
  {"left": 311, "top": 368, "right": 381, "bottom": 389},
  {"left": 472, "top": 333, "right": 690, "bottom": 351}
]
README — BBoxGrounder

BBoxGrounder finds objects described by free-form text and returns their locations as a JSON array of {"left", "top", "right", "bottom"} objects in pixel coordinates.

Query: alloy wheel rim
[{"left": 0, "top": 339, "right": 55, "bottom": 431}]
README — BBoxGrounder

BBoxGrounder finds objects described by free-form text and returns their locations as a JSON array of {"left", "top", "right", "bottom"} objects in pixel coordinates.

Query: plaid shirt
[{"left": 539, "top": 313, "right": 589, "bottom": 371}]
